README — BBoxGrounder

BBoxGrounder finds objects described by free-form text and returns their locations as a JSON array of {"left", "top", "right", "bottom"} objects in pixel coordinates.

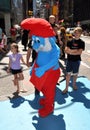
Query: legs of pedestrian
[
  {"left": 13, "top": 73, "right": 27, "bottom": 93},
  {"left": 72, "top": 74, "right": 78, "bottom": 90},
  {"left": 62, "top": 73, "right": 71, "bottom": 94}
]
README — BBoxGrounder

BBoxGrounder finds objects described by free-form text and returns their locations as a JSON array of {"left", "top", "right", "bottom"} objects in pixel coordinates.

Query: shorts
[
  {"left": 10, "top": 68, "right": 22, "bottom": 74},
  {"left": 66, "top": 60, "right": 80, "bottom": 75}
]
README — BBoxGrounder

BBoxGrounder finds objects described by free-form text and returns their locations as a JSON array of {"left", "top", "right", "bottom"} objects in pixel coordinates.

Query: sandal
[
  {"left": 62, "top": 89, "right": 68, "bottom": 94},
  {"left": 20, "top": 89, "right": 27, "bottom": 93},
  {"left": 73, "top": 86, "right": 78, "bottom": 90}
]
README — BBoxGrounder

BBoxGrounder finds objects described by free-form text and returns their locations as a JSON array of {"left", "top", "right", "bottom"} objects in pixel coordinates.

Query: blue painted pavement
[{"left": 0, "top": 77, "right": 90, "bottom": 130}]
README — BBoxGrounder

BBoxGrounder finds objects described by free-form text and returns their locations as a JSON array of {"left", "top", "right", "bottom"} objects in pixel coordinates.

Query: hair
[
  {"left": 49, "top": 15, "right": 55, "bottom": 19},
  {"left": 11, "top": 43, "right": 19, "bottom": 52},
  {"left": 60, "top": 27, "right": 66, "bottom": 34},
  {"left": 2, "top": 29, "right": 6, "bottom": 34},
  {"left": 53, "top": 24, "right": 59, "bottom": 29},
  {"left": 74, "top": 27, "right": 82, "bottom": 33}
]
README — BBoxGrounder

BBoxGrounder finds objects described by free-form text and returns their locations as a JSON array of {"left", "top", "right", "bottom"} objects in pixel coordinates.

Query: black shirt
[
  {"left": 67, "top": 38, "right": 85, "bottom": 61},
  {"left": 28, "top": 39, "right": 32, "bottom": 48},
  {"left": 28, "top": 39, "right": 37, "bottom": 60}
]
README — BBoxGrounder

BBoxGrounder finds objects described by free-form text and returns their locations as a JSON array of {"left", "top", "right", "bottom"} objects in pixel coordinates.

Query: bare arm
[
  {"left": 65, "top": 46, "right": 83, "bottom": 55},
  {"left": 26, "top": 48, "right": 32, "bottom": 67},
  {"left": 57, "top": 33, "right": 63, "bottom": 46},
  {"left": 71, "top": 48, "right": 83, "bottom": 55},
  {"left": 7, "top": 58, "right": 11, "bottom": 73},
  {"left": 21, "top": 56, "right": 27, "bottom": 65}
]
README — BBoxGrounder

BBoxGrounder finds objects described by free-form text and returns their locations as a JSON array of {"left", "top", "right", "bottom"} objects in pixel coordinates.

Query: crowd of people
[
  {"left": 48, "top": 15, "right": 85, "bottom": 94},
  {"left": 0, "top": 25, "right": 19, "bottom": 54},
  {"left": 28, "top": 15, "right": 84, "bottom": 94}
]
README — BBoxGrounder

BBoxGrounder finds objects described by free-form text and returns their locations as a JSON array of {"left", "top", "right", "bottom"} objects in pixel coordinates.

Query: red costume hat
[{"left": 21, "top": 18, "right": 55, "bottom": 38}]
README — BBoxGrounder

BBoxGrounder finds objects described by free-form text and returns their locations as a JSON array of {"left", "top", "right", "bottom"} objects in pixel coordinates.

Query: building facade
[
  {"left": 58, "top": 0, "right": 73, "bottom": 26},
  {"left": 74, "top": 0, "right": 90, "bottom": 29},
  {"left": 0, "top": 0, "right": 11, "bottom": 36},
  {"left": 0, "top": 0, "right": 26, "bottom": 36},
  {"left": 58, "top": 0, "right": 90, "bottom": 29},
  {"left": 0, "top": 0, "right": 90, "bottom": 36}
]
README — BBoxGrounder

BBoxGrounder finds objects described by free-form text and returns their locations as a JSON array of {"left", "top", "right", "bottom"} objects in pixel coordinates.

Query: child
[
  {"left": 62, "top": 27, "right": 85, "bottom": 94},
  {"left": 7, "top": 43, "right": 27, "bottom": 93}
]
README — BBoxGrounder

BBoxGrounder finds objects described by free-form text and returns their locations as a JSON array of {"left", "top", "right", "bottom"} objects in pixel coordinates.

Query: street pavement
[
  {"left": 0, "top": 76, "right": 90, "bottom": 130},
  {"left": 0, "top": 40, "right": 90, "bottom": 130},
  {"left": 0, "top": 38, "right": 90, "bottom": 100}
]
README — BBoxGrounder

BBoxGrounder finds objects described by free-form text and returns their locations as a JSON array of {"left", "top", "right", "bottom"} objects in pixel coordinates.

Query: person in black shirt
[
  {"left": 21, "top": 29, "right": 29, "bottom": 51},
  {"left": 62, "top": 27, "right": 85, "bottom": 94},
  {"left": 26, "top": 38, "right": 39, "bottom": 96}
]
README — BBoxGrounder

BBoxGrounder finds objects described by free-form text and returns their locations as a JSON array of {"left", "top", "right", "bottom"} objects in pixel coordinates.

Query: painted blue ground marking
[{"left": 0, "top": 77, "right": 90, "bottom": 130}]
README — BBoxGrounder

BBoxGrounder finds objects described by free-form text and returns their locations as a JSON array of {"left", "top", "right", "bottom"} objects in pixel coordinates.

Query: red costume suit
[{"left": 21, "top": 18, "right": 61, "bottom": 117}]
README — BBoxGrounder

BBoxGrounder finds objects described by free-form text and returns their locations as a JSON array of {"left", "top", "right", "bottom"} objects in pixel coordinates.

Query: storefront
[{"left": 0, "top": 0, "right": 11, "bottom": 36}]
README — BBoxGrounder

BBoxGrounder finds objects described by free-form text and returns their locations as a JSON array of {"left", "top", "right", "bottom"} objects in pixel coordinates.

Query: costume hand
[{"left": 35, "top": 67, "right": 45, "bottom": 77}]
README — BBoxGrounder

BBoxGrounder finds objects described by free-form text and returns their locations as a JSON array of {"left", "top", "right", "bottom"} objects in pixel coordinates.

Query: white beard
[{"left": 40, "top": 38, "right": 52, "bottom": 52}]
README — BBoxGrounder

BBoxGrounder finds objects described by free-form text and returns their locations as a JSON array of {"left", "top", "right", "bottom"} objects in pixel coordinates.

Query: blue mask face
[{"left": 32, "top": 35, "right": 45, "bottom": 52}]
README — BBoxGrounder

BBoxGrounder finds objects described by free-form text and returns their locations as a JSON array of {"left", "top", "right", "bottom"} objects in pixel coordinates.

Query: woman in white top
[
  {"left": 2, "top": 31, "right": 7, "bottom": 47},
  {"left": 0, "top": 31, "right": 7, "bottom": 53},
  {"left": 2, "top": 31, "right": 7, "bottom": 44}
]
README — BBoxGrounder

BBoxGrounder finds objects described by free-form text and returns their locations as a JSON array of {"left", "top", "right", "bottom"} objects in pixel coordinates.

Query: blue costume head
[
  {"left": 32, "top": 35, "right": 57, "bottom": 52},
  {"left": 21, "top": 17, "right": 58, "bottom": 52},
  {"left": 21, "top": 17, "right": 60, "bottom": 77}
]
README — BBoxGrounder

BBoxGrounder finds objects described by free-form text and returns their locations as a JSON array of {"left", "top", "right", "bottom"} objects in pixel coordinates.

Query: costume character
[{"left": 21, "top": 18, "right": 61, "bottom": 117}]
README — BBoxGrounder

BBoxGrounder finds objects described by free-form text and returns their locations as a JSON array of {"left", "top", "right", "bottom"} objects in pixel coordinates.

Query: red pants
[{"left": 30, "top": 64, "right": 60, "bottom": 105}]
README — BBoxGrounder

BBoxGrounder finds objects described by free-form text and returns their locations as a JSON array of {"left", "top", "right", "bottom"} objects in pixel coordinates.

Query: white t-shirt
[{"left": 2, "top": 35, "right": 7, "bottom": 45}]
